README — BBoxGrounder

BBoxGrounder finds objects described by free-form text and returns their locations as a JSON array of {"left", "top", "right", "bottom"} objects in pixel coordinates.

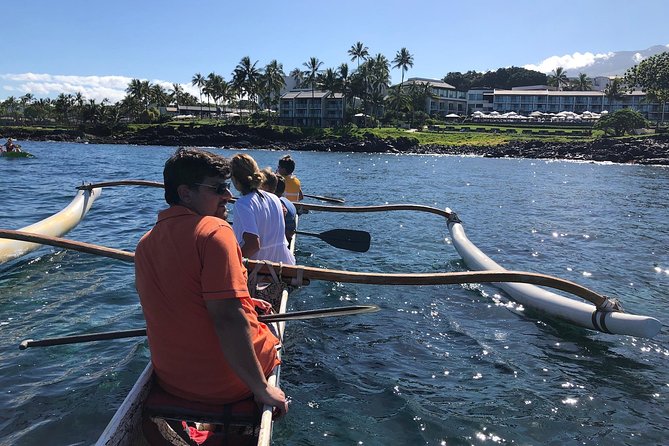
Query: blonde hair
[
  {"left": 231, "top": 154, "right": 263, "bottom": 194},
  {"left": 260, "top": 167, "right": 278, "bottom": 193}
]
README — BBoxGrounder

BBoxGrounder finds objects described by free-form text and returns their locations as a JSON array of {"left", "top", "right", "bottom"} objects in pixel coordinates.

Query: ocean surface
[{"left": 0, "top": 141, "right": 668, "bottom": 446}]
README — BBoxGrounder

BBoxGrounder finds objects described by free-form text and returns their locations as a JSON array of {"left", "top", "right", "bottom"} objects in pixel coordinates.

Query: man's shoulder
[{"left": 197, "top": 216, "right": 233, "bottom": 234}]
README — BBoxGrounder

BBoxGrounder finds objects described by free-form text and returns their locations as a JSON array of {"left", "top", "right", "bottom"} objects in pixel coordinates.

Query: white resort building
[{"left": 477, "top": 89, "right": 663, "bottom": 122}]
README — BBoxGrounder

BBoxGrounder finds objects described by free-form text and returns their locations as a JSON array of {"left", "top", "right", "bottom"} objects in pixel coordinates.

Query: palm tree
[
  {"left": 367, "top": 54, "right": 390, "bottom": 119},
  {"left": 54, "top": 93, "right": 75, "bottom": 125},
  {"left": 126, "top": 79, "right": 151, "bottom": 111},
  {"left": 317, "top": 68, "right": 339, "bottom": 92},
  {"left": 549, "top": 67, "right": 569, "bottom": 91},
  {"left": 385, "top": 85, "right": 412, "bottom": 121},
  {"left": 170, "top": 83, "right": 184, "bottom": 108},
  {"left": 232, "top": 56, "right": 261, "bottom": 115},
  {"left": 203, "top": 74, "right": 226, "bottom": 112},
  {"left": 150, "top": 84, "right": 170, "bottom": 107},
  {"left": 262, "top": 60, "right": 286, "bottom": 120},
  {"left": 192, "top": 73, "right": 205, "bottom": 117},
  {"left": 392, "top": 48, "right": 414, "bottom": 113},
  {"left": 392, "top": 47, "right": 414, "bottom": 88},
  {"left": 575, "top": 73, "right": 592, "bottom": 91},
  {"left": 338, "top": 63, "right": 350, "bottom": 122},
  {"left": 303, "top": 57, "right": 323, "bottom": 126},
  {"left": 348, "top": 41, "right": 369, "bottom": 72},
  {"left": 604, "top": 78, "right": 626, "bottom": 112},
  {"left": 289, "top": 68, "right": 304, "bottom": 89}
]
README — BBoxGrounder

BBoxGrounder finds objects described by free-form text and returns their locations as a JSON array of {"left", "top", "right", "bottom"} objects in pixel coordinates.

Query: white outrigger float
[
  {"left": 445, "top": 211, "right": 661, "bottom": 338},
  {"left": 0, "top": 188, "right": 101, "bottom": 264}
]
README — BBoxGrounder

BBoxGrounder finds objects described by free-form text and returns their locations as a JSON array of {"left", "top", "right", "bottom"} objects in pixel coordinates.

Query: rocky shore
[{"left": 3, "top": 124, "right": 669, "bottom": 165}]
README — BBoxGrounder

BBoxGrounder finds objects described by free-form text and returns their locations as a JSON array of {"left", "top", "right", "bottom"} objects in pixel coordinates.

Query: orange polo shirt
[{"left": 135, "top": 206, "right": 280, "bottom": 404}]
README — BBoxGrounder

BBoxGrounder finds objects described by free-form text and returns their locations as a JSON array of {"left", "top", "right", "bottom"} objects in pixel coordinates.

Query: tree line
[{"left": 1, "top": 47, "right": 667, "bottom": 129}]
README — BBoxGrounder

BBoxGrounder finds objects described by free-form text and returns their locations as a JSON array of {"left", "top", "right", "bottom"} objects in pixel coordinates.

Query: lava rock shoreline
[{"left": 4, "top": 125, "right": 669, "bottom": 165}]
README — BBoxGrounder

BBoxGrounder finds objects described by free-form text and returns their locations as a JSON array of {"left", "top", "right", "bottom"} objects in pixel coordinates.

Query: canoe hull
[{"left": 1, "top": 151, "right": 33, "bottom": 158}]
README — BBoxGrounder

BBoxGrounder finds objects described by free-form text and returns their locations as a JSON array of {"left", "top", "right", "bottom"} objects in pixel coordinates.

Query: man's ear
[{"left": 177, "top": 184, "right": 193, "bottom": 204}]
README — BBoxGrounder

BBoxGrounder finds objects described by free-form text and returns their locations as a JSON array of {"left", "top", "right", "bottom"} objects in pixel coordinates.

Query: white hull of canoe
[
  {"left": 0, "top": 188, "right": 102, "bottom": 264},
  {"left": 96, "top": 219, "right": 298, "bottom": 446},
  {"left": 448, "top": 221, "right": 662, "bottom": 338}
]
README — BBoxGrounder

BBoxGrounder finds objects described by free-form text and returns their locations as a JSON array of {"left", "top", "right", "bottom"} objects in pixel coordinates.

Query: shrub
[{"left": 594, "top": 109, "right": 647, "bottom": 136}]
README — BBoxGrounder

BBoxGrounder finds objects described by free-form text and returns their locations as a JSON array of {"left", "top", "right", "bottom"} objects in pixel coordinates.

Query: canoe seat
[{"left": 142, "top": 381, "right": 261, "bottom": 446}]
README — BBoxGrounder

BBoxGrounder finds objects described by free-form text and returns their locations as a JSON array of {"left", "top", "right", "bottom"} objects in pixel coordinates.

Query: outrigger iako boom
[{"left": 0, "top": 225, "right": 661, "bottom": 338}]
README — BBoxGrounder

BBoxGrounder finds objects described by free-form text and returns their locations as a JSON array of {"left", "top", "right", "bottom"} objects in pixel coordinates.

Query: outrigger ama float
[{"left": 0, "top": 187, "right": 101, "bottom": 264}]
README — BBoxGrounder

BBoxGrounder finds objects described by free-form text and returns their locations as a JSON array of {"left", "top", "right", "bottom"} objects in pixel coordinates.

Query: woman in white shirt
[{"left": 231, "top": 154, "right": 295, "bottom": 265}]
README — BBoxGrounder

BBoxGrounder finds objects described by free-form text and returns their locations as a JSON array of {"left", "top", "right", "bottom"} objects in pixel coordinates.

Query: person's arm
[
  {"left": 241, "top": 232, "right": 260, "bottom": 258},
  {"left": 205, "top": 299, "right": 288, "bottom": 416}
]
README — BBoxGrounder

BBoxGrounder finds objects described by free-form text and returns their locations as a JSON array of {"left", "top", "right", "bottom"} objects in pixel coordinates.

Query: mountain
[{"left": 565, "top": 45, "right": 669, "bottom": 77}]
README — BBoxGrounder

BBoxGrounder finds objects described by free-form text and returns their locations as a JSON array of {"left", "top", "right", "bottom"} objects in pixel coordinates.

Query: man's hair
[
  {"left": 278, "top": 155, "right": 296, "bottom": 174},
  {"left": 163, "top": 147, "right": 230, "bottom": 205},
  {"left": 275, "top": 174, "right": 286, "bottom": 197}
]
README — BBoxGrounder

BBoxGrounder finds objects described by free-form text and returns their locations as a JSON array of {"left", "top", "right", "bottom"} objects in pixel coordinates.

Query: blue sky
[{"left": 1, "top": 0, "right": 668, "bottom": 103}]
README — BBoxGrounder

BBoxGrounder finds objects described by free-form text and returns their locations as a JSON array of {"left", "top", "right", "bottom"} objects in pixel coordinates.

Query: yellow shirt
[{"left": 283, "top": 175, "right": 302, "bottom": 202}]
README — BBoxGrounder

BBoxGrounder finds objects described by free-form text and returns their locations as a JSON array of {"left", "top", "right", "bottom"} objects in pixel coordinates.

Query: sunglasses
[{"left": 195, "top": 182, "right": 230, "bottom": 195}]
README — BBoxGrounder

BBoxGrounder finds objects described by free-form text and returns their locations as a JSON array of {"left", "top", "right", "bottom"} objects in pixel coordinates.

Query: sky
[{"left": 1, "top": 0, "right": 668, "bottom": 104}]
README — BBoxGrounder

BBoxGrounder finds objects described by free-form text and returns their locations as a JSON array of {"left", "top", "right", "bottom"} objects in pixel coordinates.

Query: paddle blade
[
  {"left": 318, "top": 229, "right": 371, "bottom": 253},
  {"left": 304, "top": 194, "right": 345, "bottom": 204}
]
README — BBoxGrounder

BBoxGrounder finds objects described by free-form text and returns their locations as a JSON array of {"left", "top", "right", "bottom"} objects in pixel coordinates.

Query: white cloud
[
  {"left": 0, "top": 72, "right": 199, "bottom": 104},
  {"left": 632, "top": 52, "right": 644, "bottom": 63},
  {"left": 524, "top": 52, "right": 614, "bottom": 74}
]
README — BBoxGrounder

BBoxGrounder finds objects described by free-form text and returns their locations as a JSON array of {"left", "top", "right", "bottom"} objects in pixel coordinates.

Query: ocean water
[{"left": 0, "top": 141, "right": 667, "bottom": 446}]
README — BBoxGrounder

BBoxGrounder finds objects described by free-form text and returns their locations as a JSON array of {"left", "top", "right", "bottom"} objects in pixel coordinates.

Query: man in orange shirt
[{"left": 135, "top": 148, "right": 288, "bottom": 415}]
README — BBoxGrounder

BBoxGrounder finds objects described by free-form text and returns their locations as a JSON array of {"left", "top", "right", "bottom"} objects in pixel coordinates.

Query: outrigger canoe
[
  {"left": 1, "top": 150, "right": 34, "bottom": 158},
  {"left": 0, "top": 188, "right": 102, "bottom": 264},
  {"left": 96, "top": 220, "right": 299, "bottom": 446}
]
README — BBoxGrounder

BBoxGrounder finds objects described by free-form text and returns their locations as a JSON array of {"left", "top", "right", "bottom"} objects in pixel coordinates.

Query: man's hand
[
  {"left": 254, "top": 384, "right": 289, "bottom": 419},
  {"left": 252, "top": 298, "right": 273, "bottom": 314}
]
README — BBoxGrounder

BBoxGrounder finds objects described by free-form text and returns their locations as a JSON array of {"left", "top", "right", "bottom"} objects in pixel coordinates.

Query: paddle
[
  {"left": 226, "top": 221, "right": 370, "bottom": 253},
  {"left": 296, "top": 229, "right": 370, "bottom": 253},
  {"left": 303, "top": 194, "right": 345, "bottom": 204},
  {"left": 0, "top": 230, "right": 614, "bottom": 308},
  {"left": 19, "top": 305, "right": 380, "bottom": 349}
]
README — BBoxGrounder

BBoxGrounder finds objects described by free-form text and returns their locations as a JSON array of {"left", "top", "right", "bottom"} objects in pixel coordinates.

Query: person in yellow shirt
[{"left": 276, "top": 155, "right": 303, "bottom": 202}]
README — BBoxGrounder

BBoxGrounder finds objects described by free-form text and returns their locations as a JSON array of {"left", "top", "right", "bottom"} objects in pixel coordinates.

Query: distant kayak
[{"left": 1, "top": 150, "right": 34, "bottom": 158}]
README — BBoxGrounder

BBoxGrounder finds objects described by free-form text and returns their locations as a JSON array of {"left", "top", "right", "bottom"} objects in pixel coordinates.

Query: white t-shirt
[{"left": 233, "top": 190, "right": 295, "bottom": 265}]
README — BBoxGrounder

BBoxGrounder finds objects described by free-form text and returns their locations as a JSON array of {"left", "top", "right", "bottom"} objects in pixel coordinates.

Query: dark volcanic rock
[{"left": 3, "top": 124, "right": 669, "bottom": 165}]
